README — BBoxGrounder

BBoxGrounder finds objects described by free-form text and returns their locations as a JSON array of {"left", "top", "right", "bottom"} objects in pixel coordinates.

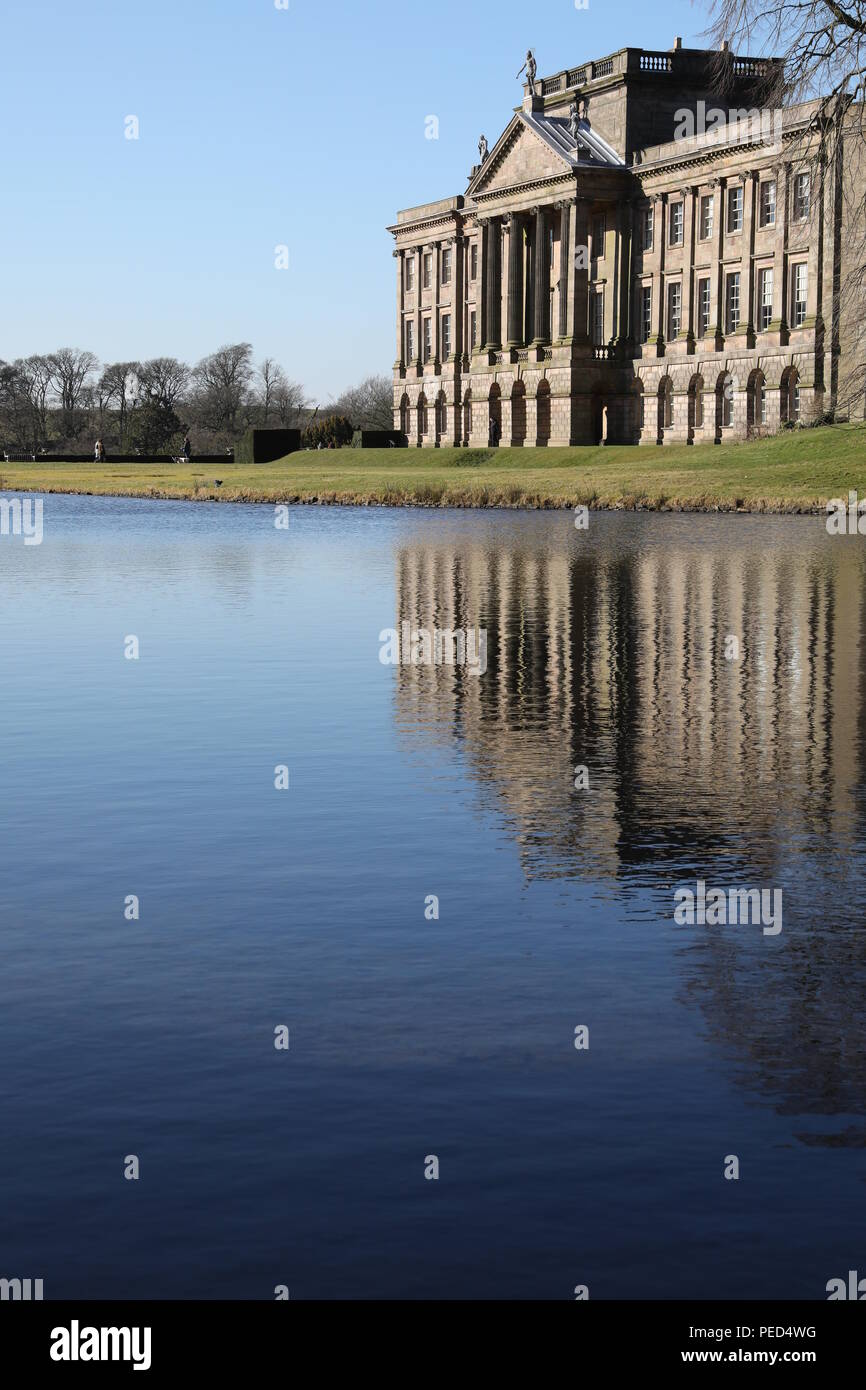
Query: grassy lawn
[{"left": 3, "top": 423, "right": 866, "bottom": 511}]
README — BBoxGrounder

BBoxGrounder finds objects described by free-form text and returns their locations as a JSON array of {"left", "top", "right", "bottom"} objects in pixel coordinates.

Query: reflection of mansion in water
[
  {"left": 389, "top": 42, "right": 865, "bottom": 446},
  {"left": 393, "top": 529, "right": 864, "bottom": 882}
]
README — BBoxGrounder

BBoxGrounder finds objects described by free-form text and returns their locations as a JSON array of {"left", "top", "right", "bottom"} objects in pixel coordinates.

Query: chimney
[
  {"left": 720, "top": 39, "right": 730, "bottom": 52},
  {"left": 672, "top": 37, "right": 682, "bottom": 51}
]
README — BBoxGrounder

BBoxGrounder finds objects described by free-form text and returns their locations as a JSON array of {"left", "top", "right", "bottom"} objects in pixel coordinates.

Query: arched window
[
  {"left": 780, "top": 367, "right": 800, "bottom": 424},
  {"left": 719, "top": 373, "right": 734, "bottom": 428},
  {"left": 658, "top": 377, "right": 673, "bottom": 437}
]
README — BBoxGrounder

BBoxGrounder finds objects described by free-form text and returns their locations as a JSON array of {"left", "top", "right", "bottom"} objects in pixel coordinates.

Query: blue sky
[{"left": 1, "top": 0, "right": 711, "bottom": 402}]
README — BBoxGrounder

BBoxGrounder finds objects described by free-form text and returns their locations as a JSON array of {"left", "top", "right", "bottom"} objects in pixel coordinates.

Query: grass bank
[{"left": 3, "top": 424, "right": 865, "bottom": 512}]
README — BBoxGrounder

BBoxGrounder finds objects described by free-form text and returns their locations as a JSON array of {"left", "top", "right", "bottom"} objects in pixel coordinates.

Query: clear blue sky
[{"left": 1, "top": 0, "right": 711, "bottom": 403}]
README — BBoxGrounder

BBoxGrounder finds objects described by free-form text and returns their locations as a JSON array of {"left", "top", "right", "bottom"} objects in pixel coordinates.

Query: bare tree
[
  {"left": 98, "top": 362, "right": 140, "bottom": 449},
  {"left": 192, "top": 342, "right": 253, "bottom": 434},
  {"left": 255, "top": 358, "right": 287, "bottom": 425},
  {"left": 273, "top": 377, "right": 308, "bottom": 428},
  {"left": 331, "top": 374, "right": 394, "bottom": 430},
  {"left": 137, "top": 356, "right": 190, "bottom": 411},
  {"left": 16, "top": 355, "right": 54, "bottom": 443},
  {"left": 47, "top": 347, "right": 99, "bottom": 438},
  {"left": 704, "top": 1, "right": 866, "bottom": 413}
]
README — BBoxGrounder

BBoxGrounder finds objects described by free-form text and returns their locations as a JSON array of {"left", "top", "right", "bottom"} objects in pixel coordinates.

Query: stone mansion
[{"left": 388, "top": 41, "right": 865, "bottom": 447}]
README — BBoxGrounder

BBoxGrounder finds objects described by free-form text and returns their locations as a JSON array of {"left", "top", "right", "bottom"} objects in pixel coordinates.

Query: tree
[
  {"left": 98, "top": 362, "right": 140, "bottom": 449},
  {"left": 302, "top": 413, "right": 354, "bottom": 448},
  {"left": 273, "top": 376, "right": 308, "bottom": 428},
  {"left": 47, "top": 347, "right": 99, "bottom": 438},
  {"left": 127, "top": 396, "right": 182, "bottom": 454},
  {"left": 331, "top": 373, "right": 394, "bottom": 430},
  {"left": 137, "top": 357, "right": 190, "bottom": 411},
  {"left": 192, "top": 342, "right": 253, "bottom": 435},
  {"left": 255, "top": 358, "right": 286, "bottom": 425},
  {"left": 16, "top": 355, "right": 54, "bottom": 443}
]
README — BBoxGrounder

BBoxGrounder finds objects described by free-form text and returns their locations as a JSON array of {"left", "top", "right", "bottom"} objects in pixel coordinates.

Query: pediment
[{"left": 468, "top": 117, "right": 572, "bottom": 197}]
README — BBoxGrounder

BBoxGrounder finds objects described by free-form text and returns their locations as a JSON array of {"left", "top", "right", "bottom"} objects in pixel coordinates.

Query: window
[
  {"left": 697, "top": 277, "right": 711, "bottom": 337},
  {"left": 792, "top": 384, "right": 801, "bottom": 420},
  {"left": 442, "top": 313, "right": 451, "bottom": 358},
  {"left": 759, "top": 180, "right": 776, "bottom": 228},
  {"left": 695, "top": 380, "right": 704, "bottom": 428},
  {"left": 423, "top": 253, "right": 433, "bottom": 289},
  {"left": 470, "top": 243, "right": 478, "bottom": 280},
  {"left": 423, "top": 318, "right": 432, "bottom": 362},
  {"left": 758, "top": 267, "right": 773, "bottom": 331},
  {"left": 591, "top": 289, "right": 604, "bottom": 346},
  {"left": 721, "top": 376, "right": 734, "bottom": 428},
  {"left": 406, "top": 257, "right": 415, "bottom": 291},
  {"left": 442, "top": 248, "right": 452, "bottom": 285},
  {"left": 470, "top": 309, "right": 477, "bottom": 349},
  {"left": 699, "top": 194, "right": 714, "bottom": 240},
  {"left": 406, "top": 320, "right": 415, "bottom": 361},
  {"left": 643, "top": 205, "right": 654, "bottom": 252},
  {"left": 794, "top": 172, "right": 810, "bottom": 221},
  {"left": 725, "top": 272, "right": 741, "bottom": 333},
  {"left": 792, "top": 263, "right": 808, "bottom": 327},
  {"left": 667, "top": 281, "right": 682, "bottom": 340},
  {"left": 640, "top": 285, "right": 652, "bottom": 343},
  {"left": 727, "top": 185, "right": 743, "bottom": 233},
  {"left": 759, "top": 383, "right": 768, "bottom": 424},
  {"left": 593, "top": 212, "right": 605, "bottom": 259},
  {"left": 669, "top": 201, "right": 684, "bottom": 246}
]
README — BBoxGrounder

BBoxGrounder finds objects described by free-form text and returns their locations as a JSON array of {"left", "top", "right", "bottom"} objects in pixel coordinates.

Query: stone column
[
  {"left": 532, "top": 206, "right": 550, "bottom": 345},
  {"left": 394, "top": 248, "right": 405, "bottom": 368},
  {"left": 478, "top": 221, "right": 489, "bottom": 351},
  {"left": 682, "top": 185, "right": 696, "bottom": 349},
  {"left": 572, "top": 195, "right": 590, "bottom": 346},
  {"left": 414, "top": 246, "right": 423, "bottom": 368},
  {"left": 557, "top": 201, "right": 571, "bottom": 341},
  {"left": 739, "top": 171, "right": 756, "bottom": 342},
  {"left": 433, "top": 240, "right": 442, "bottom": 366},
  {"left": 484, "top": 216, "right": 502, "bottom": 350},
  {"left": 711, "top": 178, "right": 725, "bottom": 346},
  {"left": 614, "top": 198, "right": 632, "bottom": 352},
  {"left": 505, "top": 213, "right": 525, "bottom": 349},
  {"left": 654, "top": 194, "right": 667, "bottom": 343}
]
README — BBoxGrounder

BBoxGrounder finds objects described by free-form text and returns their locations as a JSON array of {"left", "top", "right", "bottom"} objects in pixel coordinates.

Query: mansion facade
[{"left": 388, "top": 41, "right": 865, "bottom": 447}]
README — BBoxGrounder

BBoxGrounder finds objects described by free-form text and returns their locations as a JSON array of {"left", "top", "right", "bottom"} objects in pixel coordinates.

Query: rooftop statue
[
  {"left": 516, "top": 49, "right": 537, "bottom": 97},
  {"left": 478, "top": 134, "right": 489, "bottom": 163}
]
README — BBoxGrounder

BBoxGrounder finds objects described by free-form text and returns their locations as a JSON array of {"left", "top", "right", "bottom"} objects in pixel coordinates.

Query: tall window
[
  {"left": 406, "top": 320, "right": 415, "bottom": 361},
  {"left": 406, "top": 257, "right": 415, "bottom": 291},
  {"left": 592, "top": 212, "right": 606, "bottom": 259},
  {"left": 640, "top": 285, "right": 652, "bottom": 343},
  {"left": 423, "top": 318, "right": 432, "bottom": 362},
  {"left": 758, "top": 267, "right": 774, "bottom": 331},
  {"left": 667, "top": 281, "right": 682, "bottom": 339},
  {"left": 470, "top": 310, "right": 477, "bottom": 349},
  {"left": 727, "top": 184, "right": 743, "bottom": 233},
  {"left": 699, "top": 194, "right": 714, "bottom": 240},
  {"left": 759, "top": 180, "right": 776, "bottom": 228},
  {"left": 669, "top": 201, "right": 684, "bottom": 246},
  {"left": 792, "top": 383, "right": 801, "bottom": 420},
  {"left": 591, "top": 289, "right": 604, "bottom": 346},
  {"left": 643, "top": 205, "right": 654, "bottom": 251},
  {"left": 792, "top": 263, "right": 808, "bottom": 326},
  {"left": 423, "top": 253, "right": 433, "bottom": 289},
  {"left": 694, "top": 379, "right": 704, "bottom": 428},
  {"left": 441, "top": 313, "right": 451, "bottom": 358},
  {"left": 721, "top": 375, "right": 734, "bottom": 428},
  {"left": 725, "top": 272, "right": 741, "bottom": 333},
  {"left": 441, "top": 248, "right": 452, "bottom": 285},
  {"left": 470, "top": 243, "right": 478, "bottom": 280},
  {"left": 697, "top": 277, "right": 711, "bottom": 337},
  {"left": 759, "top": 382, "right": 768, "bottom": 425},
  {"left": 794, "top": 172, "right": 811, "bottom": 221}
]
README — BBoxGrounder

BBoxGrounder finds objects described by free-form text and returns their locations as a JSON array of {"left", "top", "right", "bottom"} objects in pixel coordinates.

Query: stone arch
[
  {"left": 632, "top": 378, "right": 646, "bottom": 443},
  {"left": 657, "top": 375, "right": 674, "bottom": 442},
  {"left": 687, "top": 373, "right": 705, "bottom": 441},
  {"left": 488, "top": 382, "right": 502, "bottom": 446},
  {"left": 780, "top": 365, "right": 800, "bottom": 423},
  {"left": 510, "top": 378, "right": 527, "bottom": 446},
  {"left": 536, "top": 378, "right": 551, "bottom": 446},
  {"left": 746, "top": 368, "right": 765, "bottom": 435},
  {"left": 399, "top": 392, "right": 410, "bottom": 439},
  {"left": 416, "top": 392, "right": 428, "bottom": 447},
  {"left": 715, "top": 371, "right": 734, "bottom": 437},
  {"left": 434, "top": 390, "right": 447, "bottom": 445}
]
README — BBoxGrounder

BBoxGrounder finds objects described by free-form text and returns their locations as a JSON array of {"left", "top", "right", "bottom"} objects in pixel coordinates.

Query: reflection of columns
[
  {"left": 572, "top": 195, "right": 589, "bottom": 345},
  {"left": 557, "top": 201, "right": 570, "bottom": 340},
  {"left": 532, "top": 206, "right": 550, "bottom": 344},
  {"left": 484, "top": 216, "right": 502, "bottom": 350},
  {"left": 506, "top": 213, "right": 525, "bottom": 349}
]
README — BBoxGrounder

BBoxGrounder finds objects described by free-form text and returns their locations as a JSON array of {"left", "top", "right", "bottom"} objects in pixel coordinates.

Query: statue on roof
[
  {"left": 516, "top": 49, "right": 537, "bottom": 97},
  {"left": 478, "top": 134, "right": 489, "bottom": 164},
  {"left": 568, "top": 101, "right": 580, "bottom": 141}
]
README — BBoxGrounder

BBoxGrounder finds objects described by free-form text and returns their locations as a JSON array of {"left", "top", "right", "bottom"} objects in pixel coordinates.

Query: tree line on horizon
[{"left": 0, "top": 343, "right": 393, "bottom": 455}]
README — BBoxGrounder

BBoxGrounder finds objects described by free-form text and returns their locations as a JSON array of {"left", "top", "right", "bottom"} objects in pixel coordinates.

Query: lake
[{"left": 1, "top": 494, "right": 864, "bottom": 1300}]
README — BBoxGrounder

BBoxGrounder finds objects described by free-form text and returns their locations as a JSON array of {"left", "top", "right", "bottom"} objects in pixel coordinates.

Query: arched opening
[
  {"left": 746, "top": 369, "right": 765, "bottom": 435},
  {"left": 591, "top": 391, "right": 605, "bottom": 445},
  {"left": 510, "top": 380, "right": 526, "bottom": 446},
  {"left": 416, "top": 393, "right": 428, "bottom": 447},
  {"left": 399, "top": 393, "right": 410, "bottom": 440},
  {"left": 687, "top": 374, "right": 704, "bottom": 441},
  {"left": 657, "top": 376, "right": 673, "bottom": 442},
  {"left": 716, "top": 372, "right": 734, "bottom": 436},
  {"left": 488, "top": 383, "right": 502, "bottom": 446},
  {"left": 434, "top": 391, "right": 447, "bottom": 446},
  {"left": 463, "top": 389, "right": 472, "bottom": 445},
  {"left": 633, "top": 381, "right": 645, "bottom": 442},
  {"left": 780, "top": 366, "right": 800, "bottom": 424},
  {"left": 536, "top": 379, "right": 551, "bottom": 446}
]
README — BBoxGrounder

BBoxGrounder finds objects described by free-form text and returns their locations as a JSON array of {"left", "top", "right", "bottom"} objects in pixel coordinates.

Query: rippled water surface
[{"left": 1, "top": 495, "right": 864, "bottom": 1299}]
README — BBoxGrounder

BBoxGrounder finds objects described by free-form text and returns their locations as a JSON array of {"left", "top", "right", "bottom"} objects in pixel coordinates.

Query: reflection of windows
[
  {"left": 699, "top": 194, "right": 714, "bottom": 240},
  {"left": 669, "top": 202, "right": 684, "bottom": 246},
  {"left": 640, "top": 285, "right": 652, "bottom": 343},
  {"left": 759, "top": 181, "right": 776, "bottom": 227},
  {"left": 727, "top": 185, "right": 743, "bottom": 233},
  {"left": 697, "top": 277, "right": 711, "bottom": 337},
  {"left": 792, "top": 263, "right": 808, "bottom": 327},
  {"left": 643, "top": 206, "right": 654, "bottom": 251},
  {"left": 442, "top": 314, "right": 451, "bottom": 358},
  {"left": 423, "top": 318, "right": 432, "bottom": 361},
  {"left": 758, "top": 267, "right": 773, "bottom": 331},
  {"left": 794, "top": 172, "right": 810, "bottom": 221},
  {"left": 667, "top": 281, "right": 682, "bottom": 339},
  {"left": 591, "top": 289, "right": 604, "bottom": 345},
  {"left": 441, "top": 248, "right": 452, "bottom": 284},
  {"left": 725, "top": 272, "right": 741, "bottom": 334}
]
